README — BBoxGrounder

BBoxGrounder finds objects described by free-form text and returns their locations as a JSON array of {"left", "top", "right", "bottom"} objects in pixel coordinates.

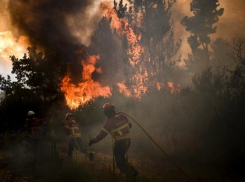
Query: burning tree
[
  {"left": 61, "top": 0, "right": 182, "bottom": 110},
  {"left": 124, "top": 0, "right": 181, "bottom": 94}
]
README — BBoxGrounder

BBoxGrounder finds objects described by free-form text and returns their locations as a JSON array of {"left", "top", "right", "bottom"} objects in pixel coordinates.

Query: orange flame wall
[{"left": 61, "top": 55, "right": 111, "bottom": 109}]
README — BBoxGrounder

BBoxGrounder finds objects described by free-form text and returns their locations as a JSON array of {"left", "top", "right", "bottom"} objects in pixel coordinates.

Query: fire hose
[{"left": 119, "top": 112, "right": 196, "bottom": 182}]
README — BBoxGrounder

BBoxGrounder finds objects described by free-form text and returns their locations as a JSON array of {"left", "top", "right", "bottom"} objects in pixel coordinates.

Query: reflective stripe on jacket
[
  {"left": 108, "top": 122, "right": 130, "bottom": 140},
  {"left": 64, "top": 120, "right": 81, "bottom": 138},
  {"left": 96, "top": 113, "right": 132, "bottom": 142}
]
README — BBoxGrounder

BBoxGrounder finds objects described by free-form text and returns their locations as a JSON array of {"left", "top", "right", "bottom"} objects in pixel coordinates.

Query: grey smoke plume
[{"left": 8, "top": 0, "right": 96, "bottom": 81}]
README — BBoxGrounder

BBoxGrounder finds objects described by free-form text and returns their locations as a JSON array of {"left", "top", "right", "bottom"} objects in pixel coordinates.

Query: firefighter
[
  {"left": 22, "top": 111, "right": 46, "bottom": 165},
  {"left": 64, "top": 113, "right": 93, "bottom": 160},
  {"left": 89, "top": 103, "right": 138, "bottom": 177}
]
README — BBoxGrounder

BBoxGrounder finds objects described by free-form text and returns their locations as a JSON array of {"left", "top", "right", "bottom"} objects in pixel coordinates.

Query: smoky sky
[
  {"left": 1, "top": 0, "right": 245, "bottom": 80},
  {"left": 8, "top": 0, "right": 91, "bottom": 50},
  {"left": 172, "top": 0, "right": 245, "bottom": 60},
  {"left": 8, "top": 0, "right": 94, "bottom": 81}
]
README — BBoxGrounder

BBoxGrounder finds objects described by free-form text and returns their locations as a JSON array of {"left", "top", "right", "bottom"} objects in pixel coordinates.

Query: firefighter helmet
[
  {"left": 27, "top": 111, "right": 35, "bottom": 116},
  {"left": 65, "top": 113, "right": 73, "bottom": 120},
  {"left": 103, "top": 103, "right": 115, "bottom": 111}
]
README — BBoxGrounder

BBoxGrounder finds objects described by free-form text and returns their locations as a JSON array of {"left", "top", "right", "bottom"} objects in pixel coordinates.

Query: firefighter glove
[{"left": 89, "top": 138, "right": 97, "bottom": 146}]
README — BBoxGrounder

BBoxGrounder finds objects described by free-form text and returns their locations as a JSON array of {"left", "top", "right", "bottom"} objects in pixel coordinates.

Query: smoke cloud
[
  {"left": 215, "top": 0, "right": 245, "bottom": 39},
  {"left": 0, "top": 0, "right": 11, "bottom": 32},
  {"left": 6, "top": 0, "right": 105, "bottom": 81},
  {"left": 1, "top": 0, "right": 245, "bottom": 80}
]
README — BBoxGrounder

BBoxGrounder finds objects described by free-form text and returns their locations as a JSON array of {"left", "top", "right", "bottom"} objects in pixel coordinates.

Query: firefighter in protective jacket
[
  {"left": 89, "top": 103, "right": 138, "bottom": 177},
  {"left": 64, "top": 113, "right": 93, "bottom": 160},
  {"left": 24, "top": 111, "right": 45, "bottom": 139},
  {"left": 22, "top": 111, "right": 45, "bottom": 165}
]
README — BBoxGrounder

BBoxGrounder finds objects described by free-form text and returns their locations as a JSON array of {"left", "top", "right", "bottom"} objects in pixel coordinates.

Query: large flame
[
  {"left": 61, "top": 55, "right": 111, "bottom": 110},
  {"left": 117, "top": 82, "right": 132, "bottom": 97},
  {"left": 102, "top": 3, "right": 144, "bottom": 66},
  {"left": 101, "top": 2, "right": 149, "bottom": 98},
  {"left": 61, "top": 2, "right": 181, "bottom": 110},
  {"left": 102, "top": 4, "right": 181, "bottom": 98}
]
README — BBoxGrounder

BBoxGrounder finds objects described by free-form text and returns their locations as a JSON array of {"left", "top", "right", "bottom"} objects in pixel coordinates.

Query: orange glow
[
  {"left": 99, "top": 2, "right": 182, "bottom": 99},
  {"left": 0, "top": 31, "right": 30, "bottom": 75},
  {"left": 117, "top": 82, "right": 132, "bottom": 97},
  {"left": 101, "top": 2, "right": 144, "bottom": 66},
  {"left": 156, "top": 81, "right": 165, "bottom": 91},
  {"left": 61, "top": 55, "right": 111, "bottom": 110},
  {"left": 100, "top": 2, "right": 149, "bottom": 98},
  {"left": 130, "top": 70, "right": 148, "bottom": 98},
  {"left": 168, "top": 82, "right": 181, "bottom": 94},
  {"left": 168, "top": 82, "right": 174, "bottom": 93},
  {"left": 0, "top": 31, "right": 30, "bottom": 59},
  {"left": 61, "top": 2, "right": 181, "bottom": 110}
]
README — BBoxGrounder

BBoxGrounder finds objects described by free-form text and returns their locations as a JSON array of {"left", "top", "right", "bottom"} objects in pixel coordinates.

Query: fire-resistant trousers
[
  {"left": 68, "top": 137, "right": 86, "bottom": 158},
  {"left": 113, "top": 138, "right": 138, "bottom": 177}
]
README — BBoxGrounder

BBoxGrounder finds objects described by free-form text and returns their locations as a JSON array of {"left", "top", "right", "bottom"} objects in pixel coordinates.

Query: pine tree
[
  {"left": 181, "top": 0, "right": 224, "bottom": 52},
  {"left": 181, "top": 0, "right": 224, "bottom": 75}
]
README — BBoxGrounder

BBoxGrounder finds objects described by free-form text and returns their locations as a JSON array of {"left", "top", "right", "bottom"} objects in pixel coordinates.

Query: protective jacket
[
  {"left": 95, "top": 112, "right": 132, "bottom": 142},
  {"left": 24, "top": 118, "right": 45, "bottom": 139},
  {"left": 64, "top": 119, "right": 81, "bottom": 138}
]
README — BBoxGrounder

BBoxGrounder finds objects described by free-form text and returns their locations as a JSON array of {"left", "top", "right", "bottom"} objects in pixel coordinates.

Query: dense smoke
[
  {"left": 7, "top": 0, "right": 100, "bottom": 81},
  {"left": 0, "top": 0, "right": 10, "bottom": 32},
  {"left": 1, "top": 0, "right": 245, "bottom": 80}
]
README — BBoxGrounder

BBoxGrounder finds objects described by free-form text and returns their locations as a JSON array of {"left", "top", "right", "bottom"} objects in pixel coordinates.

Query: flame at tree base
[{"left": 61, "top": 55, "right": 111, "bottom": 110}]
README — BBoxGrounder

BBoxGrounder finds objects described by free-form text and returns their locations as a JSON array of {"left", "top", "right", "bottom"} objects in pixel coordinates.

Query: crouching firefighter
[
  {"left": 89, "top": 103, "right": 138, "bottom": 177},
  {"left": 22, "top": 111, "right": 46, "bottom": 165},
  {"left": 64, "top": 113, "right": 93, "bottom": 161}
]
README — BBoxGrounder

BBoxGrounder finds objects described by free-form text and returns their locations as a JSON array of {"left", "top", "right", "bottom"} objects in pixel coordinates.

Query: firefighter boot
[{"left": 86, "top": 151, "right": 94, "bottom": 161}]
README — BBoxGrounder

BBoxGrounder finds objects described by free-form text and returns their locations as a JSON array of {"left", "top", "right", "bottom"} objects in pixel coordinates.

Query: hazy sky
[
  {"left": 0, "top": 0, "right": 245, "bottom": 77},
  {"left": 172, "top": 0, "right": 245, "bottom": 60}
]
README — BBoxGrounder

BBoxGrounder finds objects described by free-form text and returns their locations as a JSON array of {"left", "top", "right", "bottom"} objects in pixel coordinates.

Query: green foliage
[
  {"left": 0, "top": 46, "right": 67, "bottom": 132},
  {"left": 10, "top": 46, "right": 62, "bottom": 100},
  {"left": 0, "top": 75, "right": 24, "bottom": 96},
  {"left": 0, "top": 75, "right": 43, "bottom": 130}
]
